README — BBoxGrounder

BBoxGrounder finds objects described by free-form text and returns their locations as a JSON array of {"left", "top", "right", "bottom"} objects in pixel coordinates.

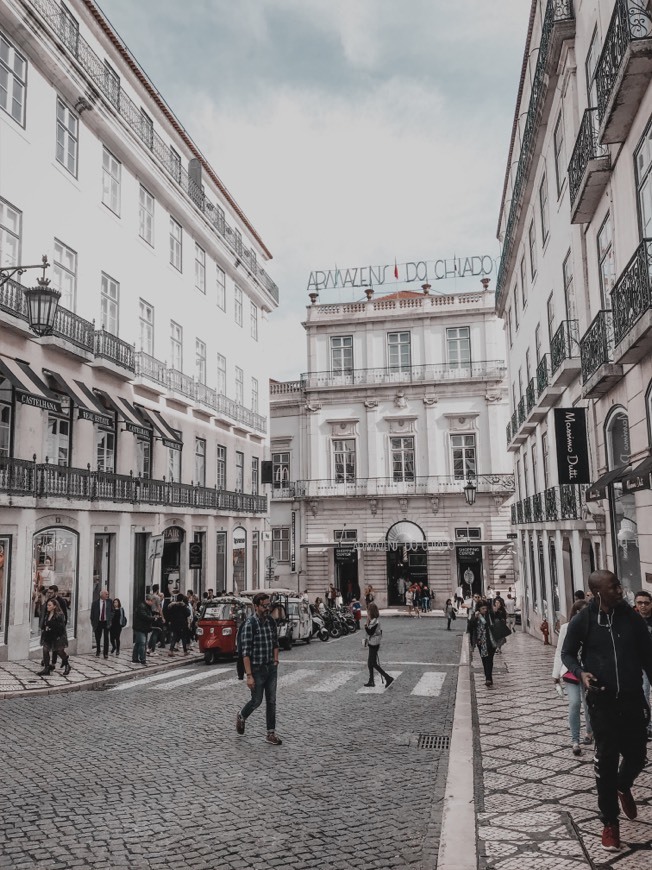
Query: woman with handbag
[
  {"left": 469, "top": 600, "right": 497, "bottom": 687},
  {"left": 110, "top": 598, "right": 127, "bottom": 655},
  {"left": 552, "top": 599, "right": 594, "bottom": 756},
  {"left": 363, "top": 602, "right": 394, "bottom": 689},
  {"left": 38, "top": 598, "right": 70, "bottom": 676}
]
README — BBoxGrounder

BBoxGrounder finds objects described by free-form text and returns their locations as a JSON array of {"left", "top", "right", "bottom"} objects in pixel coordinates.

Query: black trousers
[
  {"left": 480, "top": 649, "right": 495, "bottom": 683},
  {"left": 109, "top": 625, "right": 122, "bottom": 653},
  {"left": 94, "top": 621, "right": 109, "bottom": 656},
  {"left": 367, "top": 645, "right": 390, "bottom": 683},
  {"left": 587, "top": 690, "right": 649, "bottom": 824}
]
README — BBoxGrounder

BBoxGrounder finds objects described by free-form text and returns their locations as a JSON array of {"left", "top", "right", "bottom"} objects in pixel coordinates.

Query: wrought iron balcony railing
[
  {"left": 526, "top": 378, "right": 537, "bottom": 414},
  {"left": 568, "top": 108, "right": 610, "bottom": 204},
  {"left": 30, "top": 0, "right": 279, "bottom": 306},
  {"left": 550, "top": 320, "right": 580, "bottom": 374},
  {"left": 523, "top": 495, "right": 533, "bottom": 523},
  {"left": 506, "top": 421, "right": 512, "bottom": 447},
  {"left": 580, "top": 310, "right": 615, "bottom": 383},
  {"left": 0, "top": 457, "right": 267, "bottom": 512},
  {"left": 135, "top": 352, "right": 168, "bottom": 387},
  {"left": 496, "top": 0, "right": 574, "bottom": 299},
  {"left": 52, "top": 306, "right": 94, "bottom": 352},
  {"left": 300, "top": 360, "right": 506, "bottom": 389},
  {"left": 511, "top": 503, "right": 517, "bottom": 525},
  {"left": 596, "top": 0, "right": 652, "bottom": 126},
  {"left": 611, "top": 238, "right": 652, "bottom": 346},
  {"left": 536, "top": 354, "right": 550, "bottom": 394},
  {"left": 517, "top": 500, "right": 524, "bottom": 524},
  {"left": 93, "top": 329, "right": 135, "bottom": 372},
  {"left": 512, "top": 485, "right": 586, "bottom": 524},
  {"left": 532, "top": 491, "right": 544, "bottom": 523},
  {"left": 511, "top": 410, "right": 518, "bottom": 435},
  {"left": 518, "top": 396, "right": 526, "bottom": 426},
  {"left": 0, "top": 275, "right": 29, "bottom": 321},
  {"left": 277, "top": 474, "right": 515, "bottom": 499},
  {"left": 545, "top": 486, "right": 558, "bottom": 521}
]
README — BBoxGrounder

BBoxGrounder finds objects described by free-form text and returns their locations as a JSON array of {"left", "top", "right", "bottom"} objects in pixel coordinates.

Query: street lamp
[
  {"left": 463, "top": 478, "right": 477, "bottom": 506},
  {"left": 0, "top": 255, "right": 60, "bottom": 336}
]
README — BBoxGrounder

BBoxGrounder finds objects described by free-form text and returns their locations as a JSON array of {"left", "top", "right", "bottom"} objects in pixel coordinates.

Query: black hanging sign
[
  {"left": 189, "top": 542, "right": 203, "bottom": 570},
  {"left": 554, "top": 408, "right": 590, "bottom": 485}
]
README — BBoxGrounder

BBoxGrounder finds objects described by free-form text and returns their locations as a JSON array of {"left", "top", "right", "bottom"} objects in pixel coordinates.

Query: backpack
[{"left": 235, "top": 616, "right": 259, "bottom": 680}]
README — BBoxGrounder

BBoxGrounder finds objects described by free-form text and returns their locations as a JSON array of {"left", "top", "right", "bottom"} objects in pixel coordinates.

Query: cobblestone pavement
[
  {"left": 474, "top": 630, "right": 652, "bottom": 870},
  {"left": 1, "top": 618, "right": 461, "bottom": 869}
]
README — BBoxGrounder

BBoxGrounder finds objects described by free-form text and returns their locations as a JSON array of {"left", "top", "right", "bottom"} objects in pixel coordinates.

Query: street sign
[{"left": 506, "top": 533, "right": 518, "bottom": 540}]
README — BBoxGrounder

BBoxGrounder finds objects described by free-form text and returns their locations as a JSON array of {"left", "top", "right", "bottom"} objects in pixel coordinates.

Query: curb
[{"left": 0, "top": 655, "right": 203, "bottom": 700}]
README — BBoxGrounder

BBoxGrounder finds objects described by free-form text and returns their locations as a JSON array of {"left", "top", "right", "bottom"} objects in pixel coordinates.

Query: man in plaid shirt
[{"left": 236, "top": 592, "right": 282, "bottom": 745}]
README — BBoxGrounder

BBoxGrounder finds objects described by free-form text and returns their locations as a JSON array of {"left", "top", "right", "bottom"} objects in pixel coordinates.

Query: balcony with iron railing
[
  {"left": 0, "top": 456, "right": 267, "bottom": 512},
  {"left": 93, "top": 328, "right": 135, "bottom": 375},
  {"left": 579, "top": 309, "right": 623, "bottom": 398},
  {"left": 496, "top": 0, "right": 575, "bottom": 302},
  {"left": 507, "top": 351, "right": 570, "bottom": 452},
  {"left": 271, "top": 474, "right": 515, "bottom": 500},
  {"left": 512, "top": 484, "right": 586, "bottom": 525},
  {"left": 30, "top": 0, "right": 279, "bottom": 307},
  {"left": 550, "top": 320, "right": 581, "bottom": 385},
  {"left": 568, "top": 108, "right": 611, "bottom": 224},
  {"left": 596, "top": 0, "right": 652, "bottom": 144},
  {"left": 611, "top": 237, "right": 652, "bottom": 364},
  {"left": 300, "top": 360, "right": 506, "bottom": 390}
]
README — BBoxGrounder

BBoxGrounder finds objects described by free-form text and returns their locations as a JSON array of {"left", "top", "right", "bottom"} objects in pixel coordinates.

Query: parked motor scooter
[{"left": 310, "top": 611, "right": 329, "bottom": 642}]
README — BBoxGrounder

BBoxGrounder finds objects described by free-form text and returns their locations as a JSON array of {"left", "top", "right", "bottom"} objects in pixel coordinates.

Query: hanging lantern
[{"left": 23, "top": 257, "right": 60, "bottom": 336}]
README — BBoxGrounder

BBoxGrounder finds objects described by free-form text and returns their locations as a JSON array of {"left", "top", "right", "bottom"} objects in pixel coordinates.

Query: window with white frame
[
  {"left": 507, "top": 308, "right": 513, "bottom": 347},
  {"left": 525, "top": 348, "right": 531, "bottom": 383},
  {"left": 451, "top": 433, "right": 476, "bottom": 480},
  {"left": 103, "top": 61, "right": 119, "bottom": 108},
  {"left": 195, "top": 437, "right": 206, "bottom": 486},
  {"left": 391, "top": 435, "right": 415, "bottom": 481},
  {"left": 234, "top": 285, "right": 243, "bottom": 326},
  {"left": 195, "top": 243, "right": 206, "bottom": 293},
  {"left": 523, "top": 453, "right": 530, "bottom": 497},
  {"left": 96, "top": 427, "right": 115, "bottom": 473},
  {"left": 216, "top": 444, "right": 226, "bottom": 489},
  {"left": 387, "top": 331, "right": 411, "bottom": 371},
  {"left": 102, "top": 147, "right": 121, "bottom": 215},
  {"left": 0, "top": 379, "right": 12, "bottom": 457},
  {"left": 539, "top": 173, "right": 549, "bottom": 243},
  {"left": 553, "top": 111, "right": 565, "bottom": 197},
  {"left": 636, "top": 120, "right": 652, "bottom": 238},
  {"left": 47, "top": 396, "right": 71, "bottom": 466},
  {"left": 136, "top": 435, "right": 151, "bottom": 478},
  {"left": 0, "top": 32, "right": 27, "bottom": 125},
  {"left": 520, "top": 255, "right": 527, "bottom": 309},
  {"left": 169, "top": 216, "right": 182, "bottom": 271},
  {"left": 100, "top": 272, "right": 119, "bottom": 334},
  {"left": 251, "top": 377, "right": 259, "bottom": 413},
  {"left": 585, "top": 29, "right": 599, "bottom": 108},
  {"left": 562, "top": 249, "right": 577, "bottom": 321},
  {"left": 250, "top": 301, "right": 258, "bottom": 340},
  {"left": 138, "top": 299, "right": 154, "bottom": 354},
  {"left": 235, "top": 451, "right": 244, "bottom": 492},
  {"left": 597, "top": 213, "right": 615, "bottom": 308},
  {"left": 546, "top": 293, "right": 555, "bottom": 342},
  {"left": 532, "top": 443, "right": 539, "bottom": 493},
  {"left": 170, "top": 321, "right": 183, "bottom": 370},
  {"left": 330, "top": 335, "right": 353, "bottom": 374},
  {"left": 512, "top": 284, "right": 519, "bottom": 330},
  {"left": 528, "top": 219, "right": 537, "bottom": 279},
  {"left": 55, "top": 98, "right": 78, "bottom": 176},
  {"left": 140, "top": 108, "right": 153, "bottom": 149},
  {"left": 446, "top": 326, "right": 471, "bottom": 368},
  {"left": 542, "top": 431, "right": 550, "bottom": 488},
  {"left": 139, "top": 186, "right": 155, "bottom": 246},
  {"left": 455, "top": 527, "right": 481, "bottom": 541},
  {"left": 217, "top": 354, "right": 226, "bottom": 395},
  {"left": 535, "top": 324, "right": 542, "bottom": 363},
  {"left": 272, "top": 527, "right": 290, "bottom": 562},
  {"left": 52, "top": 239, "right": 77, "bottom": 310},
  {"left": 235, "top": 366, "right": 244, "bottom": 405},
  {"left": 272, "top": 452, "right": 290, "bottom": 488},
  {"left": 195, "top": 338, "right": 206, "bottom": 384},
  {"left": 251, "top": 456, "right": 259, "bottom": 496},
  {"left": 216, "top": 265, "right": 226, "bottom": 310},
  {"left": 333, "top": 439, "right": 356, "bottom": 482},
  {"left": 167, "top": 438, "right": 181, "bottom": 482},
  {"left": 0, "top": 198, "right": 20, "bottom": 266}
]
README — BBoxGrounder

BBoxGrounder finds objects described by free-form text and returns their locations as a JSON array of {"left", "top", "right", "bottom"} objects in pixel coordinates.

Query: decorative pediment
[
  {"left": 384, "top": 415, "right": 418, "bottom": 434},
  {"left": 327, "top": 418, "right": 359, "bottom": 437},
  {"left": 443, "top": 412, "right": 479, "bottom": 431}
]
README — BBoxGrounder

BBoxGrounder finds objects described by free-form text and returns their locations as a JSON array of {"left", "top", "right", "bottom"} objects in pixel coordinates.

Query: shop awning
[
  {"left": 135, "top": 405, "right": 183, "bottom": 451},
  {"left": 0, "top": 356, "right": 61, "bottom": 412},
  {"left": 586, "top": 464, "right": 630, "bottom": 502},
  {"left": 94, "top": 390, "right": 151, "bottom": 438},
  {"left": 44, "top": 370, "right": 113, "bottom": 427},
  {"left": 622, "top": 455, "right": 652, "bottom": 494}
]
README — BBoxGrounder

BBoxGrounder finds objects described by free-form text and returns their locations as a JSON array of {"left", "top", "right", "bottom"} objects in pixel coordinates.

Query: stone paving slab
[
  {"left": 0, "top": 649, "right": 202, "bottom": 698},
  {"left": 474, "top": 631, "right": 652, "bottom": 869}
]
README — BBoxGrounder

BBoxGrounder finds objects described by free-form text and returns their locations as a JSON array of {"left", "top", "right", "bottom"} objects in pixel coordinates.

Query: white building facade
[
  {"left": 270, "top": 285, "right": 515, "bottom": 608},
  {"left": 496, "top": 0, "right": 652, "bottom": 642},
  {"left": 0, "top": 0, "right": 278, "bottom": 659}
]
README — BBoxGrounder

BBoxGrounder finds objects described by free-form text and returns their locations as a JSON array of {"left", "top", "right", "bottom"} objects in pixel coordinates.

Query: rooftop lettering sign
[{"left": 307, "top": 256, "right": 496, "bottom": 292}]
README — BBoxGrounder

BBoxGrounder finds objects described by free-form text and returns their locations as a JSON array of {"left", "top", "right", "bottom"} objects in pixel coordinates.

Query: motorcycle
[{"left": 310, "top": 611, "right": 330, "bottom": 642}]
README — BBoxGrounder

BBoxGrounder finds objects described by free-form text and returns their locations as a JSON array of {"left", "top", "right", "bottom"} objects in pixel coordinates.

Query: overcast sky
[{"left": 97, "top": 0, "right": 530, "bottom": 380}]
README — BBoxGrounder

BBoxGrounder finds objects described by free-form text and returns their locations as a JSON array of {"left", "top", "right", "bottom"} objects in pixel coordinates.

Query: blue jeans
[
  {"left": 132, "top": 631, "right": 147, "bottom": 664},
  {"left": 240, "top": 663, "right": 278, "bottom": 732},
  {"left": 565, "top": 679, "right": 592, "bottom": 744}
]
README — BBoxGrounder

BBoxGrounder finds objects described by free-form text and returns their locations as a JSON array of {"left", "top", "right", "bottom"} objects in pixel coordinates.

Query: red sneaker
[
  {"left": 601, "top": 823, "right": 621, "bottom": 852},
  {"left": 618, "top": 789, "right": 637, "bottom": 820}
]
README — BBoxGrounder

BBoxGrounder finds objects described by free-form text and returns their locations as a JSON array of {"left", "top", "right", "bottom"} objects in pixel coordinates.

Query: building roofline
[{"left": 85, "top": 0, "right": 273, "bottom": 260}]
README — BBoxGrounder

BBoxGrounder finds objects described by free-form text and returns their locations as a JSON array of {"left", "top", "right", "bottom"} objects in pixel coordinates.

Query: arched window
[
  {"left": 605, "top": 409, "right": 639, "bottom": 595},
  {"left": 31, "top": 528, "right": 79, "bottom": 643}
]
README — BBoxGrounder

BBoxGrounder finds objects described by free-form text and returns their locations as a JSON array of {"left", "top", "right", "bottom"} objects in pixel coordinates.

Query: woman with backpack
[{"left": 363, "top": 602, "right": 394, "bottom": 689}]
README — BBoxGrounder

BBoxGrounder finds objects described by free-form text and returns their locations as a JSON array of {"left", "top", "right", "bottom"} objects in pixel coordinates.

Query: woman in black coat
[
  {"left": 167, "top": 594, "right": 190, "bottom": 655},
  {"left": 364, "top": 603, "right": 394, "bottom": 689},
  {"left": 110, "top": 598, "right": 126, "bottom": 655},
  {"left": 39, "top": 599, "right": 70, "bottom": 676}
]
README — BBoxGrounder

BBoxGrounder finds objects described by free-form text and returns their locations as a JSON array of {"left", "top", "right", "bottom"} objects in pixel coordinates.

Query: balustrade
[
  {"left": 93, "top": 329, "right": 135, "bottom": 372},
  {"left": 611, "top": 238, "right": 652, "bottom": 345},
  {"left": 580, "top": 310, "right": 615, "bottom": 382},
  {"left": 568, "top": 108, "right": 609, "bottom": 204}
]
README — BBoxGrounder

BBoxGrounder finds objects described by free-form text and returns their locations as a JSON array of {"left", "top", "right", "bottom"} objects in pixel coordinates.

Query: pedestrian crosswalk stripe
[
  {"left": 357, "top": 671, "right": 402, "bottom": 694},
  {"left": 198, "top": 676, "right": 242, "bottom": 691},
  {"left": 111, "top": 667, "right": 193, "bottom": 690},
  {"left": 277, "top": 669, "right": 317, "bottom": 688},
  {"left": 306, "top": 670, "right": 358, "bottom": 693},
  {"left": 411, "top": 672, "right": 446, "bottom": 697},
  {"left": 153, "top": 667, "right": 230, "bottom": 690}
]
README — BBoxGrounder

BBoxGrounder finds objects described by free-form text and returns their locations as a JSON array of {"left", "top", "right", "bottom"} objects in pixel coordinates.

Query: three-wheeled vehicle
[
  {"left": 287, "top": 596, "right": 312, "bottom": 644},
  {"left": 196, "top": 596, "right": 253, "bottom": 665},
  {"left": 240, "top": 588, "right": 294, "bottom": 650}
]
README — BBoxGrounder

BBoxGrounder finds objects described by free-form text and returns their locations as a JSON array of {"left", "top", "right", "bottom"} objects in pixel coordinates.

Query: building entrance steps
[{"left": 472, "top": 630, "right": 652, "bottom": 868}]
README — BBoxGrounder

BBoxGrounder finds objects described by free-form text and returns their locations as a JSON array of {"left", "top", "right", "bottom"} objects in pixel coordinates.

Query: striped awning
[
  {"left": 0, "top": 356, "right": 61, "bottom": 412},
  {"left": 44, "top": 370, "right": 113, "bottom": 427},
  {"left": 135, "top": 405, "right": 183, "bottom": 450},
  {"left": 94, "top": 390, "right": 151, "bottom": 438}
]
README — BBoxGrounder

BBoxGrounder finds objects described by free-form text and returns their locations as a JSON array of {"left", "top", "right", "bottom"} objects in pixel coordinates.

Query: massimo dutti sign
[{"left": 554, "top": 408, "right": 590, "bottom": 485}]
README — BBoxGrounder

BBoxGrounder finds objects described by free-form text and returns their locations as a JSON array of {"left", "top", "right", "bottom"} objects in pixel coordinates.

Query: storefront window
[
  {"left": 31, "top": 528, "right": 78, "bottom": 642},
  {"left": 606, "top": 411, "right": 639, "bottom": 596},
  {"left": 0, "top": 537, "right": 9, "bottom": 644},
  {"left": 233, "top": 527, "right": 246, "bottom": 592}
]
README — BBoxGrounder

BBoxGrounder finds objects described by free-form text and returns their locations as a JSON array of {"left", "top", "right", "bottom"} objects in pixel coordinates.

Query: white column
[
  {"left": 571, "top": 529, "right": 584, "bottom": 601},
  {"left": 555, "top": 529, "right": 569, "bottom": 619}
]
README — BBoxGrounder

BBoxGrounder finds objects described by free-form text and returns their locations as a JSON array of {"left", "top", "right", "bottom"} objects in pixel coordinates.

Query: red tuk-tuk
[{"left": 196, "top": 596, "right": 253, "bottom": 664}]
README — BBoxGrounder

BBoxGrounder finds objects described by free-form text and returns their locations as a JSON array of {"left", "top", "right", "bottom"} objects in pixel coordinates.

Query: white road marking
[
  {"left": 198, "top": 676, "right": 241, "bottom": 691},
  {"left": 110, "top": 667, "right": 195, "bottom": 690},
  {"left": 411, "top": 672, "right": 446, "bottom": 697},
  {"left": 357, "top": 671, "right": 402, "bottom": 694},
  {"left": 153, "top": 667, "right": 230, "bottom": 690},
  {"left": 306, "top": 670, "right": 358, "bottom": 693},
  {"left": 277, "top": 669, "right": 317, "bottom": 687},
  {"left": 281, "top": 659, "right": 458, "bottom": 666}
]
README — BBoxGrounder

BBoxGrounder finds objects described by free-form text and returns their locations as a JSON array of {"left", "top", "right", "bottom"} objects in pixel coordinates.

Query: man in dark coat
[
  {"left": 90, "top": 589, "right": 114, "bottom": 659},
  {"left": 132, "top": 594, "right": 155, "bottom": 665}
]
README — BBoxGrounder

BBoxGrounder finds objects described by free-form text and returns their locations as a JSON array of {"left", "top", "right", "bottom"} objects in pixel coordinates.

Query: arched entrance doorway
[{"left": 386, "top": 521, "right": 427, "bottom": 606}]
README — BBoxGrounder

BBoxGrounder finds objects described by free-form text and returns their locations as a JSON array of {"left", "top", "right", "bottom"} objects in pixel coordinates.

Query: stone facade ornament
[
  {"left": 305, "top": 402, "right": 321, "bottom": 412},
  {"left": 423, "top": 395, "right": 438, "bottom": 406},
  {"left": 430, "top": 496, "right": 440, "bottom": 514},
  {"left": 364, "top": 398, "right": 378, "bottom": 409},
  {"left": 394, "top": 391, "right": 407, "bottom": 409},
  {"left": 368, "top": 497, "right": 378, "bottom": 516},
  {"left": 399, "top": 497, "right": 408, "bottom": 515},
  {"left": 309, "top": 499, "right": 318, "bottom": 517}
]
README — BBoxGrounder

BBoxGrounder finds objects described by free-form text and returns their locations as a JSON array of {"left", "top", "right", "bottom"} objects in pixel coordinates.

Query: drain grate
[{"left": 417, "top": 733, "right": 450, "bottom": 750}]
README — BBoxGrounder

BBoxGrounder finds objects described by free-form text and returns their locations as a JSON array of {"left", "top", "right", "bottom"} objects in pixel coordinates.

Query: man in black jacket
[
  {"left": 132, "top": 594, "right": 155, "bottom": 665},
  {"left": 562, "top": 570, "right": 652, "bottom": 852}
]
